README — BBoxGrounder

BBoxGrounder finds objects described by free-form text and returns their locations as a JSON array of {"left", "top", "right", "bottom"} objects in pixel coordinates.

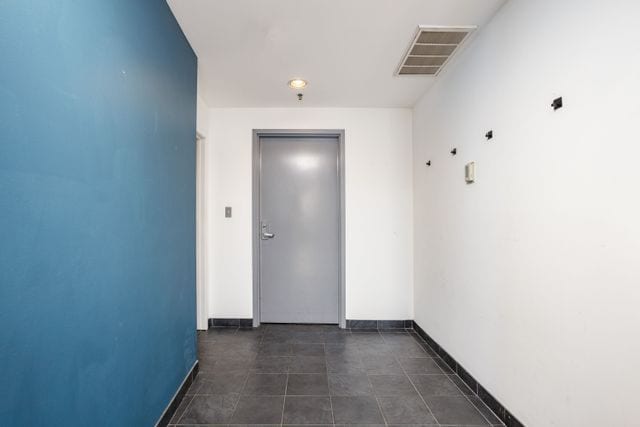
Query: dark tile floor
[{"left": 168, "top": 324, "right": 504, "bottom": 426}]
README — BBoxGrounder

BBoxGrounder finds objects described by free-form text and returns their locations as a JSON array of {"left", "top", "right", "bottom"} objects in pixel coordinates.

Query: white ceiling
[{"left": 167, "top": 0, "right": 506, "bottom": 108}]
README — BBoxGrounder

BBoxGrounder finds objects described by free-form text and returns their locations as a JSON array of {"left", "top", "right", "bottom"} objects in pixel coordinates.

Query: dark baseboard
[
  {"left": 411, "top": 321, "right": 524, "bottom": 427},
  {"left": 346, "top": 319, "right": 412, "bottom": 330},
  {"left": 208, "top": 318, "right": 253, "bottom": 328},
  {"left": 155, "top": 360, "right": 199, "bottom": 427},
  {"left": 209, "top": 318, "right": 413, "bottom": 330}
]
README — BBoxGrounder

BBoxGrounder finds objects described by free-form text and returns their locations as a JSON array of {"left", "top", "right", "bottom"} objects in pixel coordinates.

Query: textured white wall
[
  {"left": 196, "top": 95, "right": 209, "bottom": 138},
  {"left": 412, "top": 0, "right": 640, "bottom": 425},
  {"left": 205, "top": 108, "right": 414, "bottom": 321}
]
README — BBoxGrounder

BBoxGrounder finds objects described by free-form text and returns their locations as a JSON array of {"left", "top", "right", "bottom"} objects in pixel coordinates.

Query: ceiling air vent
[{"left": 396, "top": 26, "right": 476, "bottom": 76}]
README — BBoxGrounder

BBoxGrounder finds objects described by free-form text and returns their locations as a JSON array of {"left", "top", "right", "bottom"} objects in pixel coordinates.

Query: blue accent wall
[{"left": 0, "top": 1, "right": 197, "bottom": 425}]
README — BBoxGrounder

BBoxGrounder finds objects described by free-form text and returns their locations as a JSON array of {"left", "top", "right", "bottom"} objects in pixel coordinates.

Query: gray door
[{"left": 259, "top": 136, "right": 339, "bottom": 324}]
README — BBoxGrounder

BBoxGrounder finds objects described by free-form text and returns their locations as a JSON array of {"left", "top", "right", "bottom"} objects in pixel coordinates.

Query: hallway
[
  {"left": 3, "top": 0, "right": 640, "bottom": 425},
  {"left": 169, "top": 325, "right": 503, "bottom": 426}
]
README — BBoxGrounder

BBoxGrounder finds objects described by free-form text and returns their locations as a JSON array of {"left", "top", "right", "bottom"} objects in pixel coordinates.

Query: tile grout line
[
  {"left": 171, "top": 394, "right": 195, "bottom": 425},
  {"left": 281, "top": 355, "right": 289, "bottom": 427},
  {"left": 374, "top": 395, "right": 389, "bottom": 426},
  {"left": 325, "top": 346, "right": 337, "bottom": 426},
  {"left": 371, "top": 330, "right": 389, "bottom": 426},
  {"left": 456, "top": 383, "right": 496, "bottom": 425},
  {"left": 198, "top": 325, "right": 500, "bottom": 427},
  {"left": 226, "top": 327, "right": 258, "bottom": 424},
  {"left": 407, "top": 327, "right": 502, "bottom": 426},
  {"left": 391, "top": 333, "right": 442, "bottom": 427}
]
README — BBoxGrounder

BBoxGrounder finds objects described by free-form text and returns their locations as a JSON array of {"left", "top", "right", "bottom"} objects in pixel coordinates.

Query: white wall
[
  {"left": 412, "top": 0, "right": 640, "bottom": 426},
  {"left": 196, "top": 95, "right": 209, "bottom": 138},
  {"left": 206, "top": 108, "right": 413, "bottom": 320},
  {"left": 195, "top": 94, "right": 209, "bottom": 330}
]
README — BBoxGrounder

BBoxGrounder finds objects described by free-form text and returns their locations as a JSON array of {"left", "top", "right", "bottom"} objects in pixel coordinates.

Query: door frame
[
  {"left": 196, "top": 131, "right": 208, "bottom": 330},
  {"left": 252, "top": 129, "right": 346, "bottom": 328}
]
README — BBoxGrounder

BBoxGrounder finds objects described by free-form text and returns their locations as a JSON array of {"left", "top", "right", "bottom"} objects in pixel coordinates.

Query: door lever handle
[{"left": 261, "top": 221, "right": 275, "bottom": 240}]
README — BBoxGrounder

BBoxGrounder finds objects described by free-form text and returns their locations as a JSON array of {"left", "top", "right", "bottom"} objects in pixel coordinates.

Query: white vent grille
[{"left": 396, "top": 26, "right": 476, "bottom": 76}]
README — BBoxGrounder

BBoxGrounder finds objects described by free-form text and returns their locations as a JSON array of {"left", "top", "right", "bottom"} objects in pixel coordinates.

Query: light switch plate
[
  {"left": 225, "top": 207, "right": 232, "bottom": 218},
  {"left": 465, "top": 162, "right": 475, "bottom": 183}
]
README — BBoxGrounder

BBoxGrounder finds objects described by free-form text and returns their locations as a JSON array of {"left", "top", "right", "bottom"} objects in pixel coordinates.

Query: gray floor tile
[
  {"left": 196, "top": 357, "right": 217, "bottom": 375},
  {"left": 386, "top": 424, "right": 438, "bottom": 427},
  {"left": 205, "top": 343, "right": 260, "bottom": 359},
  {"left": 325, "top": 343, "right": 362, "bottom": 358},
  {"left": 380, "top": 333, "right": 416, "bottom": 345},
  {"left": 284, "top": 425, "right": 333, "bottom": 427},
  {"left": 292, "top": 343, "right": 325, "bottom": 356},
  {"left": 197, "top": 341, "right": 219, "bottom": 354},
  {"left": 290, "top": 332, "right": 326, "bottom": 344},
  {"left": 378, "top": 395, "right": 437, "bottom": 424},
  {"left": 333, "top": 425, "right": 385, "bottom": 427},
  {"left": 410, "top": 374, "right": 464, "bottom": 397},
  {"left": 173, "top": 326, "right": 504, "bottom": 426},
  {"left": 326, "top": 357, "right": 367, "bottom": 374},
  {"left": 259, "top": 343, "right": 294, "bottom": 356},
  {"left": 197, "top": 373, "right": 248, "bottom": 395},
  {"left": 203, "top": 328, "right": 238, "bottom": 338},
  {"left": 468, "top": 395, "right": 504, "bottom": 425},
  {"left": 244, "top": 373, "right": 288, "bottom": 395},
  {"left": 289, "top": 356, "right": 327, "bottom": 373},
  {"left": 210, "top": 357, "right": 255, "bottom": 374},
  {"left": 263, "top": 335, "right": 294, "bottom": 344},
  {"left": 416, "top": 343, "right": 439, "bottom": 357},
  {"left": 283, "top": 396, "right": 333, "bottom": 424},
  {"left": 177, "top": 394, "right": 238, "bottom": 424},
  {"left": 350, "top": 333, "right": 384, "bottom": 345},
  {"left": 324, "top": 331, "right": 352, "bottom": 344},
  {"left": 357, "top": 342, "right": 395, "bottom": 357},
  {"left": 235, "top": 328, "right": 266, "bottom": 340},
  {"left": 331, "top": 396, "right": 385, "bottom": 424},
  {"left": 369, "top": 374, "right": 418, "bottom": 396},
  {"left": 185, "top": 377, "right": 204, "bottom": 395},
  {"left": 253, "top": 356, "right": 293, "bottom": 373},
  {"left": 287, "top": 374, "right": 330, "bottom": 395},
  {"left": 408, "top": 341, "right": 440, "bottom": 357},
  {"left": 449, "top": 374, "right": 476, "bottom": 395},
  {"left": 283, "top": 324, "right": 332, "bottom": 333},
  {"left": 169, "top": 395, "right": 194, "bottom": 424},
  {"left": 424, "top": 395, "right": 490, "bottom": 425},
  {"left": 398, "top": 357, "right": 444, "bottom": 374},
  {"left": 433, "top": 358, "right": 455, "bottom": 374},
  {"left": 386, "top": 342, "right": 429, "bottom": 357},
  {"left": 325, "top": 348, "right": 362, "bottom": 362},
  {"left": 203, "top": 340, "right": 261, "bottom": 350},
  {"left": 230, "top": 425, "right": 280, "bottom": 427},
  {"left": 361, "top": 355, "right": 404, "bottom": 375},
  {"left": 230, "top": 396, "right": 285, "bottom": 424},
  {"left": 328, "top": 374, "right": 374, "bottom": 396}
]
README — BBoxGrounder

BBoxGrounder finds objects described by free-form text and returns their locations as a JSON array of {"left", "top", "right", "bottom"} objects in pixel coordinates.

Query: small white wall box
[{"left": 465, "top": 162, "right": 475, "bottom": 183}]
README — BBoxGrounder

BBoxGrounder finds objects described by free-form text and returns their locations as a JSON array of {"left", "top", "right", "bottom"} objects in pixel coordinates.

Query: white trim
[{"left": 195, "top": 134, "right": 208, "bottom": 330}]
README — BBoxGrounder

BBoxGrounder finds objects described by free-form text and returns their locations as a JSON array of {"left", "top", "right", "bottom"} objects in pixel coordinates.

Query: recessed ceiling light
[{"left": 288, "top": 79, "right": 308, "bottom": 90}]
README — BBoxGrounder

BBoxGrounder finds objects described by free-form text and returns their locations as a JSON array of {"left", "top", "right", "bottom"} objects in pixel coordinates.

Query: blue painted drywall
[{"left": 0, "top": 1, "right": 197, "bottom": 425}]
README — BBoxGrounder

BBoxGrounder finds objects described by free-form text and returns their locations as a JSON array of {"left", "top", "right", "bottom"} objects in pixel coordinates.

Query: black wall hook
[
  {"left": 552, "top": 97, "right": 563, "bottom": 110},
  {"left": 485, "top": 130, "right": 493, "bottom": 140},
  {"left": 450, "top": 148, "right": 457, "bottom": 156},
  {"left": 426, "top": 161, "right": 431, "bottom": 166}
]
